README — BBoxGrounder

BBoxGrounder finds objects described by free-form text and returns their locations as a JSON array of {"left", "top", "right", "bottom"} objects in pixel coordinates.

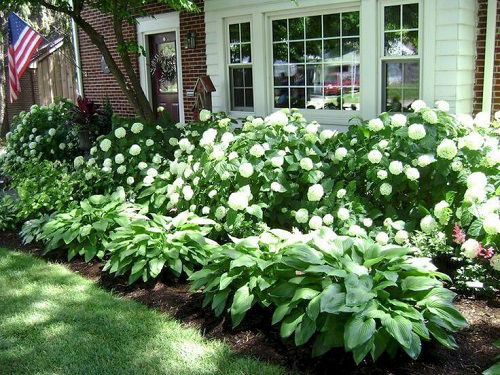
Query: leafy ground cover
[
  {"left": 0, "top": 233, "right": 498, "bottom": 375},
  {"left": 0, "top": 246, "right": 287, "bottom": 375}
]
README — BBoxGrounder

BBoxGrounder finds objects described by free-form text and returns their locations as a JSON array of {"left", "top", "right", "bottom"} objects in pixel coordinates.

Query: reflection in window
[
  {"left": 271, "top": 11, "right": 360, "bottom": 111},
  {"left": 228, "top": 22, "right": 253, "bottom": 111},
  {"left": 382, "top": 3, "right": 420, "bottom": 112}
]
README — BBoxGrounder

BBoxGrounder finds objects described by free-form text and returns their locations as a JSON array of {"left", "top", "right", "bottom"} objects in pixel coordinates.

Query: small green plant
[
  {"left": 20, "top": 214, "right": 55, "bottom": 244},
  {"left": 104, "top": 211, "right": 217, "bottom": 284},
  {"left": 0, "top": 194, "right": 20, "bottom": 231},
  {"left": 41, "top": 188, "right": 142, "bottom": 261},
  {"left": 190, "top": 228, "right": 467, "bottom": 364}
]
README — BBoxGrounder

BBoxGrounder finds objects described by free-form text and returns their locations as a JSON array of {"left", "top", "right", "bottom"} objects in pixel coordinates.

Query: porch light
[{"left": 186, "top": 31, "right": 196, "bottom": 49}]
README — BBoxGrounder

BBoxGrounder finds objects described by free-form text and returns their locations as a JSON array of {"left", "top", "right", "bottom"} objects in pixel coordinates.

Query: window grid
[
  {"left": 228, "top": 22, "right": 254, "bottom": 112},
  {"left": 272, "top": 12, "right": 360, "bottom": 111}
]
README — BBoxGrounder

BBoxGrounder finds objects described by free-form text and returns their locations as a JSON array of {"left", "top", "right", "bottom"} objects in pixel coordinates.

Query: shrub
[
  {"left": 190, "top": 228, "right": 467, "bottom": 363},
  {"left": 41, "top": 188, "right": 142, "bottom": 261},
  {"left": 104, "top": 211, "right": 217, "bottom": 283},
  {"left": 0, "top": 195, "right": 20, "bottom": 231},
  {"left": 0, "top": 101, "right": 79, "bottom": 175}
]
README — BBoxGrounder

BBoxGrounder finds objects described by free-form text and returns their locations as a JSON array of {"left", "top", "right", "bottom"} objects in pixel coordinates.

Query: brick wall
[
  {"left": 5, "top": 68, "right": 38, "bottom": 124},
  {"left": 473, "top": 0, "right": 500, "bottom": 114},
  {"left": 77, "top": 0, "right": 206, "bottom": 122}
]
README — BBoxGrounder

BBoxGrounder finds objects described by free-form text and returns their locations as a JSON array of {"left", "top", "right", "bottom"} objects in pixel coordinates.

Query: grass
[{"left": 0, "top": 248, "right": 288, "bottom": 375}]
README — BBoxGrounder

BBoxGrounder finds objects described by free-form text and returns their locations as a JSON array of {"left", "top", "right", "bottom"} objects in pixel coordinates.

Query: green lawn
[{"left": 0, "top": 248, "right": 288, "bottom": 375}]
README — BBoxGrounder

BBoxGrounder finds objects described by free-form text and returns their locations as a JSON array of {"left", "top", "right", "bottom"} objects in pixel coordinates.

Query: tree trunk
[{"left": 0, "top": 17, "right": 10, "bottom": 137}]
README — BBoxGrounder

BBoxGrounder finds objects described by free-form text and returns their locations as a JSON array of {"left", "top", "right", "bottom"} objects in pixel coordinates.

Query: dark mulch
[{"left": 1, "top": 231, "right": 498, "bottom": 375}]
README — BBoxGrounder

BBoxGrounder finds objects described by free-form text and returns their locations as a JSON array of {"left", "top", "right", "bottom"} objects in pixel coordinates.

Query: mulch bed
[{"left": 1, "top": 231, "right": 498, "bottom": 375}]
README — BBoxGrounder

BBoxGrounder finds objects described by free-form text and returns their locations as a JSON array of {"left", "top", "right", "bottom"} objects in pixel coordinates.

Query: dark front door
[{"left": 149, "top": 32, "right": 180, "bottom": 122}]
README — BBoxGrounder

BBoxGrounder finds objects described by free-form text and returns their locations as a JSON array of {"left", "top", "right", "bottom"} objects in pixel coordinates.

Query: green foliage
[
  {"left": 20, "top": 214, "right": 54, "bottom": 245},
  {"left": 0, "top": 195, "right": 20, "bottom": 231},
  {"left": 41, "top": 188, "right": 142, "bottom": 261},
  {"left": 104, "top": 211, "right": 217, "bottom": 284},
  {"left": 190, "top": 228, "right": 467, "bottom": 363},
  {"left": 482, "top": 340, "right": 500, "bottom": 375},
  {"left": 1, "top": 101, "right": 80, "bottom": 175}
]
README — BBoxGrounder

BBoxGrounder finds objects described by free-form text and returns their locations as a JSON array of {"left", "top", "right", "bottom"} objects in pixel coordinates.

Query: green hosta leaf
[
  {"left": 88, "top": 195, "right": 106, "bottom": 206},
  {"left": 344, "top": 316, "right": 376, "bottom": 350},
  {"left": 312, "top": 329, "right": 343, "bottom": 357},
  {"left": 483, "top": 362, "right": 500, "bottom": 375},
  {"left": 149, "top": 258, "right": 166, "bottom": 278},
  {"left": 306, "top": 295, "right": 321, "bottom": 320},
  {"left": 230, "top": 285, "right": 254, "bottom": 328},
  {"left": 294, "top": 315, "right": 316, "bottom": 346},
  {"left": 291, "top": 288, "right": 320, "bottom": 302},
  {"left": 401, "top": 276, "right": 441, "bottom": 291},
  {"left": 219, "top": 272, "right": 236, "bottom": 290},
  {"left": 280, "top": 310, "right": 304, "bottom": 338},
  {"left": 63, "top": 230, "right": 79, "bottom": 245},
  {"left": 352, "top": 337, "right": 373, "bottom": 365},
  {"left": 370, "top": 329, "right": 390, "bottom": 361},
  {"left": 428, "top": 305, "right": 468, "bottom": 330},
  {"left": 427, "top": 322, "right": 458, "bottom": 349},
  {"left": 272, "top": 303, "right": 291, "bottom": 325},
  {"left": 320, "top": 284, "right": 345, "bottom": 313},
  {"left": 92, "top": 220, "right": 109, "bottom": 232},
  {"left": 402, "top": 331, "right": 422, "bottom": 359},
  {"left": 382, "top": 315, "right": 413, "bottom": 349}
]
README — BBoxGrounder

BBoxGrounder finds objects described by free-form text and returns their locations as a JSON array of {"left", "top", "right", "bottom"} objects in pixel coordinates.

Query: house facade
[{"left": 76, "top": 0, "right": 500, "bottom": 128}]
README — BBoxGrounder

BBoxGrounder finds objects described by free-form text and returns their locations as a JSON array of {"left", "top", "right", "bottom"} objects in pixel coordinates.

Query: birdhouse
[{"left": 192, "top": 75, "right": 216, "bottom": 118}]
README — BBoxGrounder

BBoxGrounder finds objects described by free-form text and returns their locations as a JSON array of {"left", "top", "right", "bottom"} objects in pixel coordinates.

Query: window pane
[
  {"left": 230, "top": 44, "right": 240, "bottom": 63},
  {"left": 289, "top": 17, "right": 304, "bottom": 40},
  {"left": 343, "top": 86, "right": 360, "bottom": 111},
  {"left": 273, "top": 19, "right": 287, "bottom": 42},
  {"left": 229, "top": 24, "right": 240, "bottom": 43},
  {"left": 233, "top": 88, "right": 245, "bottom": 108},
  {"left": 244, "top": 68, "right": 253, "bottom": 87},
  {"left": 403, "top": 3, "right": 419, "bottom": 29},
  {"left": 402, "top": 31, "right": 418, "bottom": 56},
  {"left": 307, "top": 88, "right": 324, "bottom": 109},
  {"left": 273, "top": 43, "right": 288, "bottom": 64},
  {"left": 342, "top": 38, "right": 360, "bottom": 61},
  {"left": 384, "top": 31, "right": 401, "bottom": 56},
  {"left": 324, "top": 64, "right": 341, "bottom": 89},
  {"left": 306, "top": 40, "right": 323, "bottom": 62},
  {"left": 305, "top": 16, "right": 322, "bottom": 39},
  {"left": 245, "top": 89, "right": 254, "bottom": 107},
  {"left": 383, "top": 61, "right": 419, "bottom": 112},
  {"left": 241, "top": 22, "right": 251, "bottom": 43},
  {"left": 291, "top": 88, "right": 306, "bottom": 108},
  {"left": 342, "top": 12, "right": 359, "bottom": 36},
  {"left": 274, "top": 65, "right": 289, "bottom": 86},
  {"left": 241, "top": 43, "right": 252, "bottom": 63},
  {"left": 324, "top": 14, "right": 340, "bottom": 37},
  {"left": 384, "top": 5, "right": 400, "bottom": 31},
  {"left": 290, "top": 64, "right": 305, "bottom": 86},
  {"left": 306, "top": 64, "right": 322, "bottom": 86},
  {"left": 324, "top": 39, "right": 340, "bottom": 62},
  {"left": 274, "top": 88, "right": 289, "bottom": 108},
  {"left": 289, "top": 41, "right": 305, "bottom": 63},
  {"left": 232, "top": 68, "right": 244, "bottom": 87}
]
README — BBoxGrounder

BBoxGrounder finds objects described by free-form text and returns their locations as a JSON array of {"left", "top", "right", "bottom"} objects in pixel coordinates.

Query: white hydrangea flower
[
  {"left": 305, "top": 123, "right": 319, "bottom": 134},
  {"left": 375, "top": 232, "right": 389, "bottom": 245},
  {"left": 114, "top": 153, "right": 125, "bottom": 164},
  {"left": 138, "top": 162, "right": 148, "bottom": 170},
  {"left": 169, "top": 137, "right": 179, "bottom": 146},
  {"left": 420, "top": 215, "right": 437, "bottom": 233},
  {"left": 434, "top": 201, "right": 450, "bottom": 219},
  {"left": 422, "top": 110, "right": 438, "bottom": 124},
  {"left": 271, "top": 182, "right": 284, "bottom": 192},
  {"left": 390, "top": 113, "right": 407, "bottom": 127},
  {"left": 201, "top": 206, "right": 210, "bottom": 215},
  {"left": 126, "top": 177, "right": 135, "bottom": 185},
  {"left": 249, "top": 144, "right": 265, "bottom": 158},
  {"left": 146, "top": 139, "right": 154, "bottom": 146},
  {"left": 221, "top": 132, "right": 234, "bottom": 144},
  {"left": 485, "top": 149, "right": 500, "bottom": 166},
  {"left": 367, "top": 150, "right": 382, "bottom": 164},
  {"left": 320, "top": 129, "right": 335, "bottom": 143},
  {"left": 395, "top": 230, "right": 409, "bottom": 244},
  {"left": 308, "top": 215, "right": 322, "bottom": 229},
  {"left": 417, "top": 154, "right": 435, "bottom": 167},
  {"left": 210, "top": 146, "right": 225, "bottom": 160},
  {"left": 59, "top": 143, "right": 66, "bottom": 150},
  {"left": 228, "top": 151, "right": 239, "bottom": 161},
  {"left": 337, "top": 189, "right": 347, "bottom": 199},
  {"left": 323, "top": 214, "right": 334, "bottom": 226},
  {"left": 464, "top": 186, "right": 486, "bottom": 203},
  {"left": 462, "top": 239, "right": 479, "bottom": 258},
  {"left": 85, "top": 172, "right": 93, "bottom": 180},
  {"left": 411, "top": 100, "right": 426, "bottom": 112},
  {"left": 143, "top": 175, "right": 154, "bottom": 185},
  {"left": 435, "top": 100, "right": 449, "bottom": 112},
  {"left": 436, "top": 139, "right": 457, "bottom": 160},
  {"left": 337, "top": 207, "right": 350, "bottom": 221},
  {"left": 377, "top": 170, "right": 388, "bottom": 180},
  {"left": 147, "top": 168, "right": 158, "bottom": 177},
  {"left": 218, "top": 118, "right": 231, "bottom": 128},
  {"left": 284, "top": 124, "right": 297, "bottom": 133},
  {"left": 307, "top": 184, "right": 324, "bottom": 202},
  {"left": 363, "top": 218, "right": 373, "bottom": 227},
  {"left": 114, "top": 127, "right": 126, "bottom": 138},
  {"left": 239, "top": 162, "right": 254, "bottom": 178},
  {"left": 378, "top": 140, "right": 389, "bottom": 149},
  {"left": 100, "top": 139, "right": 112, "bottom": 152},
  {"left": 455, "top": 114, "right": 474, "bottom": 128},
  {"left": 405, "top": 167, "right": 420, "bottom": 181},
  {"left": 170, "top": 193, "right": 180, "bottom": 205},
  {"left": 490, "top": 254, "right": 500, "bottom": 271},
  {"left": 199, "top": 109, "right": 212, "bottom": 122},
  {"left": 117, "top": 166, "right": 126, "bottom": 175},
  {"left": 380, "top": 183, "right": 392, "bottom": 196},
  {"left": 102, "top": 166, "right": 111, "bottom": 173},
  {"left": 368, "top": 118, "right": 384, "bottom": 132},
  {"left": 48, "top": 128, "right": 56, "bottom": 136},
  {"left": 408, "top": 123, "right": 426, "bottom": 140},
  {"left": 300, "top": 157, "right": 314, "bottom": 170},
  {"left": 295, "top": 208, "right": 309, "bottom": 223},
  {"left": 178, "top": 138, "right": 191, "bottom": 151},
  {"left": 389, "top": 161, "right": 403, "bottom": 175},
  {"left": 450, "top": 160, "right": 463, "bottom": 172},
  {"left": 474, "top": 112, "right": 490, "bottom": 128},
  {"left": 131, "top": 122, "right": 144, "bottom": 134},
  {"left": 265, "top": 110, "right": 289, "bottom": 126},
  {"left": 483, "top": 213, "right": 500, "bottom": 235},
  {"left": 271, "top": 156, "right": 284, "bottom": 167},
  {"left": 103, "top": 158, "right": 113, "bottom": 168},
  {"left": 467, "top": 172, "right": 488, "bottom": 188},
  {"left": 462, "top": 132, "right": 484, "bottom": 151},
  {"left": 215, "top": 206, "right": 227, "bottom": 220},
  {"left": 87, "top": 158, "right": 96, "bottom": 166},
  {"left": 335, "top": 147, "right": 348, "bottom": 160},
  {"left": 73, "top": 156, "right": 84, "bottom": 168},
  {"left": 182, "top": 185, "right": 194, "bottom": 201},
  {"left": 228, "top": 191, "right": 249, "bottom": 211},
  {"left": 28, "top": 142, "right": 37, "bottom": 149},
  {"left": 129, "top": 144, "right": 141, "bottom": 156}
]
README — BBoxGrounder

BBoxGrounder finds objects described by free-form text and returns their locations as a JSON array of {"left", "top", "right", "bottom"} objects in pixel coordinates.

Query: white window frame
[
  {"left": 265, "top": 3, "right": 361, "bottom": 125},
  {"left": 225, "top": 16, "right": 255, "bottom": 117},
  {"left": 378, "top": 0, "right": 423, "bottom": 113},
  {"left": 136, "top": 12, "right": 185, "bottom": 122}
]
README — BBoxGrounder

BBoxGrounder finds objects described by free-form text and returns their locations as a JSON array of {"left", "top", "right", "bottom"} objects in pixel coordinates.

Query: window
[
  {"left": 381, "top": 3, "right": 420, "bottom": 112},
  {"left": 228, "top": 22, "right": 254, "bottom": 111},
  {"left": 271, "top": 11, "right": 360, "bottom": 111}
]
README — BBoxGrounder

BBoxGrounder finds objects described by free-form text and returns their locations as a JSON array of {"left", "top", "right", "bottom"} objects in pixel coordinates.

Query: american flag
[{"left": 8, "top": 13, "right": 43, "bottom": 103}]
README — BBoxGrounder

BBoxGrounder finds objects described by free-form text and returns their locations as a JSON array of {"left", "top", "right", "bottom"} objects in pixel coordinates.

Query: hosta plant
[
  {"left": 104, "top": 211, "right": 217, "bottom": 284},
  {"left": 41, "top": 188, "right": 144, "bottom": 261},
  {"left": 20, "top": 214, "right": 55, "bottom": 245},
  {"left": 0, "top": 195, "right": 20, "bottom": 231},
  {"left": 191, "top": 228, "right": 467, "bottom": 363}
]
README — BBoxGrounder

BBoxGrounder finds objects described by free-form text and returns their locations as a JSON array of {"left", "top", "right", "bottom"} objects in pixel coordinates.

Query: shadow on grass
[{"left": 0, "top": 249, "right": 287, "bottom": 375}]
